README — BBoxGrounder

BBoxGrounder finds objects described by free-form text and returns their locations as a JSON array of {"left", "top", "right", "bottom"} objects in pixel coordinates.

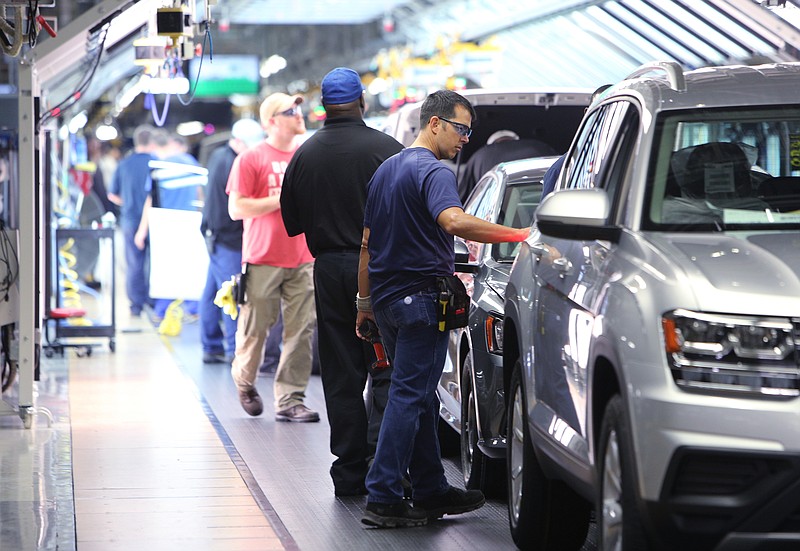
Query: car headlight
[
  {"left": 662, "top": 309, "right": 799, "bottom": 397},
  {"left": 485, "top": 314, "right": 503, "bottom": 354}
]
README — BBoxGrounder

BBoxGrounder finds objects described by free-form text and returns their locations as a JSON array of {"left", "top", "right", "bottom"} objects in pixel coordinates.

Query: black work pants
[{"left": 313, "top": 251, "right": 391, "bottom": 492}]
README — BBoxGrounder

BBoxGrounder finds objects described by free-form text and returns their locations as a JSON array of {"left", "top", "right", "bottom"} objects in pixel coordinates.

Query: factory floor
[{"left": 0, "top": 284, "right": 533, "bottom": 550}]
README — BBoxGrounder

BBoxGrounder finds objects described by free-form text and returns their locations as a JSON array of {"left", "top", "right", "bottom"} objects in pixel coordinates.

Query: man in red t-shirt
[{"left": 226, "top": 93, "right": 319, "bottom": 422}]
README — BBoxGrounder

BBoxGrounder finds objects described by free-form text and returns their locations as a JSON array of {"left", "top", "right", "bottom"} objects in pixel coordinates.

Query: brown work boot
[
  {"left": 238, "top": 388, "right": 263, "bottom": 416},
  {"left": 275, "top": 404, "right": 320, "bottom": 423}
]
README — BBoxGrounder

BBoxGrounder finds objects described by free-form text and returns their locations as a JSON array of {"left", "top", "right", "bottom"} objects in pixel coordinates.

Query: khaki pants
[{"left": 231, "top": 262, "right": 316, "bottom": 410}]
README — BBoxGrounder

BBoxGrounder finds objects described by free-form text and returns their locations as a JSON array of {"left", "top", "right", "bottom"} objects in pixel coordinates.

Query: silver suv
[{"left": 503, "top": 61, "right": 800, "bottom": 550}]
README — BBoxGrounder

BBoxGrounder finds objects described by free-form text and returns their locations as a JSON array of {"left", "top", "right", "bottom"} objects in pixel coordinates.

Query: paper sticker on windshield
[
  {"left": 704, "top": 162, "right": 735, "bottom": 195},
  {"left": 723, "top": 209, "right": 800, "bottom": 224},
  {"left": 791, "top": 135, "right": 800, "bottom": 169}
]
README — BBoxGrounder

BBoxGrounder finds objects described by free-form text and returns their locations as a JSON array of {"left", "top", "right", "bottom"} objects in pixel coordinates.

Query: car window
[
  {"left": 494, "top": 182, "right": 543, "bottom": 261},
  {"left": 602, "top": 105, "right": 640, "bottom": 218},
  {"left": 562, "top": 101, "right": 637, "bottom": 198},
  {"left": 464, "top": 172, "right": 502, "bottom": 261},
  {"left": 645, "top": 107, "right": 800, "bottom": 231}
]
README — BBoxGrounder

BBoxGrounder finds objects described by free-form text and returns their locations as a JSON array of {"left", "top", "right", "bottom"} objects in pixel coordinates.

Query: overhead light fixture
[
  {"left": 68, "top": 111, "right": 88, "bottom": 134},
  {"left": 176, "top": 121, "right": 204, "bottom": 136},
  {"left": 95, "top": 124, "right": 119, "bottom": 141},
  {"left": 114, "top": 77, "right": 144, "bottom": 115},
  {"left": 139, "top": 74, "right": 190, "bottom": 95},
  {"left": 229, "top": 94, "right": 257, "bottom": 107},
  {"left": 260, "top": 54, "right": 287, "bottom": 78}
]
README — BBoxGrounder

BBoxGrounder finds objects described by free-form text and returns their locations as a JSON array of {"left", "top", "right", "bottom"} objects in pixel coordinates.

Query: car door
[{"left": 530, "top": 100, "right": 640, "bottom": 453}]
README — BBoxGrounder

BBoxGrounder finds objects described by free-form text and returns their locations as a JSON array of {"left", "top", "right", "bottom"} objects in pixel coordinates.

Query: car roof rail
[{"left": 625, "top": 61, "right": 686, "bottom": 92}]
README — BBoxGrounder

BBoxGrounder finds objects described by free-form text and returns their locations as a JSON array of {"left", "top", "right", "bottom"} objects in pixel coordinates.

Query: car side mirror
[
  {"left": 454, "top": 239, "right": 479, "bottom": 274},
  {"left": 536, "top": 188, "right": 621, "bottom": 242}
]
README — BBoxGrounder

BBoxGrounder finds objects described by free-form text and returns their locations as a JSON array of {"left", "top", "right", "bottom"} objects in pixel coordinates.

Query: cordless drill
[{"left": 359, "top": 319, "right": 390, "bottom": 370}]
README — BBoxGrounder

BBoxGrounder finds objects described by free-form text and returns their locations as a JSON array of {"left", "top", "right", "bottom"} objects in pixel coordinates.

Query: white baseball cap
[{"left": 231, "top": 118, "right": 264, "bottom": 146}]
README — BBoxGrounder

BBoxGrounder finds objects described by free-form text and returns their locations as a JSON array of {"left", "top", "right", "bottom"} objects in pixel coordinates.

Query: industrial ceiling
[
  {"left": 9, "top": 0, "right": 800, "bottom": 133},
  {"left": 218, "top": 0, "right": 411, "bottom": 25}
]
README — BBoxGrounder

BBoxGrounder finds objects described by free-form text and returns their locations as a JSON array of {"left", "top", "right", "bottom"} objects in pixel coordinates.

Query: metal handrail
[{"left": 625, "top": 61, "right": 686, "bottom": 92}]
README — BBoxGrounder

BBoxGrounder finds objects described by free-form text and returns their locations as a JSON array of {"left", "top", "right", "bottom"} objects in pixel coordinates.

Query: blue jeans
[
  {"left": 366, "top": 289, "right": 450, "bottom": 504},
  {"left": 123, "top": 226, "right": 150, "bottom": 315},
  {"left": 199, "top": 243, "right": 242, "bottom": 356}
]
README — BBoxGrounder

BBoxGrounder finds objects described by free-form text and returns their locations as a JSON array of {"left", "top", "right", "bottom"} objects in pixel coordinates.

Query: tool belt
[{"left": 436, "top": 274, "right": 469, "bottom": 331}]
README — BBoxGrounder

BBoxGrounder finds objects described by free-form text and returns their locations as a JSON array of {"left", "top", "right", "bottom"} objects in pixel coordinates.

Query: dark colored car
[{"left": 437, "top": 156, "right": 558, "bottom": 492}]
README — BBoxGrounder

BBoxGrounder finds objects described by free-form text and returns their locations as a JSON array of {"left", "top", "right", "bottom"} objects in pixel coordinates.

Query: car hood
[{"left": 645, "top": 231, "right": 800, "bottom": 313}]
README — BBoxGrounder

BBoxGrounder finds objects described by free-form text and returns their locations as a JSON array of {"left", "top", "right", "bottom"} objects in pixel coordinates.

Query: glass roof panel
[
  {"left": 224, "top": 0, "right": 410, "bottom": 24},
  {"left": 493, "top": 15, "right": 637, "bottom": 88},
  {"left": 626, "top": 0, "right": 728, "bottom": 63},
  {"left": 688, "top": 1, "right": 779, "bottom": 54},
  {"left": 584, "top": 5, "right": 678, "bottom": 63},
  {"left": 602, "top": 2, "right": 704, "bottom": 66}
]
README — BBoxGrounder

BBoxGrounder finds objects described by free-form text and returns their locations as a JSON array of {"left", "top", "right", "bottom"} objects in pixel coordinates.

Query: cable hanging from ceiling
[{"left": 37, "top": 19, "right": 110, "bottom": 131}]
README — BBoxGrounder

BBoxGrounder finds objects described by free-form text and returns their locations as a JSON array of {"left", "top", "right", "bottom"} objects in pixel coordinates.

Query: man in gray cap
[{"left": 281, "top": 67, "right": 403, "bottom": 496}]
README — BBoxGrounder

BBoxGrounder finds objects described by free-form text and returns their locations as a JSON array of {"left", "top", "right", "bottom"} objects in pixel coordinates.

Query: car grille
[
  {"left": 662, "top": 450, "right": 800, "bottom": 537},
  {"left": 669, "top": 454, "right": 788, "bottom": 497}
]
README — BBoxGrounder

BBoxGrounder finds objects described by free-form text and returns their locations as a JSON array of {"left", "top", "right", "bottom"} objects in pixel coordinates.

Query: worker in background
[
  {"left": 199, "top": 118, "right": 264, "bottom": 364},
  {"left": 108, "top": 124, "right": 157, "bottom": 319}
]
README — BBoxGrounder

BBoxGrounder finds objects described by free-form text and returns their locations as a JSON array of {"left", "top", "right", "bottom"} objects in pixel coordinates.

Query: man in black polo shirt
[{"left": 281, "top": 67, "right": 404, "bottom": 497}]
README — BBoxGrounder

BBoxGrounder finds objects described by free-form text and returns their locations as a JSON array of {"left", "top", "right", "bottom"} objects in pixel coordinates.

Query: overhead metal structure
[
  {"left": 384, "top": 0, "right": 800, "bottom": 87},
  {"left": 218, "top": 0, "right": 412, "bottom": 25},
  {"left": 20, "top": 0, "right": 800, "bottom": 122}
]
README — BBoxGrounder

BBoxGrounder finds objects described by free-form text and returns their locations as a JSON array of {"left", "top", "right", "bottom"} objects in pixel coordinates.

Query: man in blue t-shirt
[
  {"left": 355, "top": 90, "right": 530, "bottom": 528},
  {"left": 108, "top": 124, "right": 157, "bottom": 318},
  {"left": 541, "top": 152, "right": 566, "bottom": 199}
]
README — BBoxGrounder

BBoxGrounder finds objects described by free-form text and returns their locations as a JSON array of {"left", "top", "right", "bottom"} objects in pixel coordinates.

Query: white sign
[{"left": 148, "top": 208, "right": 208, "bottom": 300}]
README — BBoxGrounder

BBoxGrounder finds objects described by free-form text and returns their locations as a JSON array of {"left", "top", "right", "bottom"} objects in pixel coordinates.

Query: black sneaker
[
  {"left": 361, "top": 501, "right": 428, "bottom": 528},
  {"left": 415, "top": 486, "right": 485, "bottom": 519},
  {"left": 203, "top": 352, "right": 230, "bottom": 364},
  {"left": 334, "top": 483, "right": 367, "bottom": 497}
]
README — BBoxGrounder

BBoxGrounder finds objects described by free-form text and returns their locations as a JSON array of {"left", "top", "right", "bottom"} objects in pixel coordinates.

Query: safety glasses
[
  {"left": 439, "top": 116, "right": 472, "bottom": 138},
  {"left": 277, "top": 105, "right": 302, "bottom": 117}
]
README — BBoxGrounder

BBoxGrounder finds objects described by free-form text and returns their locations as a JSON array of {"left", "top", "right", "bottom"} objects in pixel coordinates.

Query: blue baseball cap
[{"left": 321, "top": 67, "right": 364, "bottom": 105}]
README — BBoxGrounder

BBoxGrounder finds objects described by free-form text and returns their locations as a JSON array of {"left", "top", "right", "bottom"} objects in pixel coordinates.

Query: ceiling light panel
[{"left": 220, "top": 0, "right": 409, "bottom": 25}]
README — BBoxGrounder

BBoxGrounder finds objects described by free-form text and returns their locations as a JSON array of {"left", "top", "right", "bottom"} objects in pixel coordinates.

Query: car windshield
[{"left": 645, "top": 107, "right": 800, "bottom": 231}]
